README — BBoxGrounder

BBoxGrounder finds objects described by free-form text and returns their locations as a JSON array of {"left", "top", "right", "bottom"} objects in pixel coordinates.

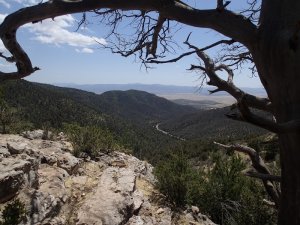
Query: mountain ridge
[{"left": 53, "top": 82, "right": 266, "bottom": 96}]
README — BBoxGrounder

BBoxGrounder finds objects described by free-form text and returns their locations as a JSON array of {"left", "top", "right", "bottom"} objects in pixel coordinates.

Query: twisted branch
[{"left": 214, "top": 141, "right": 280, "bottom": 208}]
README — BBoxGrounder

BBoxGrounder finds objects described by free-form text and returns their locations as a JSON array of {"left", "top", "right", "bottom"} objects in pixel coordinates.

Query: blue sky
[{"left": 0, "top": 0, "right": 263, "bottom": 88}]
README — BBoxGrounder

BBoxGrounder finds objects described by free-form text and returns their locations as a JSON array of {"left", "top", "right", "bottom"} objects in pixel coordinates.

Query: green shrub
[
  {"left": 0, "top": 199, "right": 26, "bottom": 225},
  {"left": 63, "top": 123, "right": 118, "bottom": 158},
  {"left": 154, "top": 150, "right": 203, "bottom": 207},
  {"left": 196, "top": 153, "right": 276, "bottom": 225},
  {"left": 155, "top": 151, "right": 276, "bottom": 225}
]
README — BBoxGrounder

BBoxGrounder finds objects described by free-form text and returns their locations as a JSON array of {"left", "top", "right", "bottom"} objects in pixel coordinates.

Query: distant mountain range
[{"left": 54, "top": 83, "right": 266, "bottom": 96}]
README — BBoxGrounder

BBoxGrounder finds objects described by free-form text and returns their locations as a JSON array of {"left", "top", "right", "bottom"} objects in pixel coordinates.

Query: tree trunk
[
  {"left": 278, "top": 134, "right": 300, "bottom": 224},
  {"left": 254, "top": 1, "right": 300, "bottom": 224}
]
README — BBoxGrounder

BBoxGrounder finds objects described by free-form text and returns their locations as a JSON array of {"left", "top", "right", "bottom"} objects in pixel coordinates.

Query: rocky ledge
[{"left": 0, "top": 130, "right": 215, "bottom": 225}]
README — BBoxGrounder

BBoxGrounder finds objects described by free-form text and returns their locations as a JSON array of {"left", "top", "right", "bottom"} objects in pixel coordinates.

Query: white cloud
[
  {"left": 24, "top": 15, "right": 106, "bottom": 53},
  {"left": 0, "top": 0, "right": 10, "bottom": 8},
  {"left": 76, "top": 48, "right": 94, "bottom": 54},
  {"left": 0, "top": 12, "right": 104, "bottom": 54}
]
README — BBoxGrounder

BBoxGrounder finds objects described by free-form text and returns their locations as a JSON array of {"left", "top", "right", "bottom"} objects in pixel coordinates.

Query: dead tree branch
[
  {"left": 244, "top": 170, "right": 281, "bottom": 182},
  {"left": 183, "top": 37, "right": 272, "bottom": 113},
  {"left": 148, "top": 38, "right": 235, "bottom": 64},
  {"left": 228, "top": 99, "right": 300, "bottom": 133},
  {"left": 179, "top": 37, "right": 300, "bottom": 133},
  {"left": 214, "top": 141, "right": 280, "bottom": 208},
  {"left": 217, "top": 0, "right": 231, "bottom": 11}
]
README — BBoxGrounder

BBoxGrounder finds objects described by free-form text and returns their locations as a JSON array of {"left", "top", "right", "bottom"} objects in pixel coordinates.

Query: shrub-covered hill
[
  {"left": 26, "top": 81, "right": 196, "bottom": 125},
  {"left": 1, "top": 79, "right": 196, "bottom": 125},
  {"left": 96, "top": 90, "right": 196, "bottom": 124},
  {"left": 160, "top": 107, "right": 267, "bottom": 140}
]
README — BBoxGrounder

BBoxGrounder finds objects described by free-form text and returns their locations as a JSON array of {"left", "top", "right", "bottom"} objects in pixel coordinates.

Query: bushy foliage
[
  {"left": 0, "top": 87, "right": 14, "bottom": 134},
  {"left": 63, "top": 123, "right": 120, "bottom": 158},
  {"left": 155, "top": 151, "right": 276, "bottom": 225},
  {"left": 198, "top": 153, "right": 276, "bottom": 225},
  {"left": 154, "top": 150, "right": 203, "bottom": 207},
  {"left": 0, "top": 199, "right": 26, "bottom": 225}
]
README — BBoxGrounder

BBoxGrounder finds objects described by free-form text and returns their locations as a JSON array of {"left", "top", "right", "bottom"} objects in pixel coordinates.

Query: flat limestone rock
[
  {"left": 7, "top": 142, "right": 28, "bottom": 154},
  {"left": 29, "top": 165, "right": 69, "bottom": 224},
  {"left": 76, "top": 167, "right": 137, "bottom": 225}
]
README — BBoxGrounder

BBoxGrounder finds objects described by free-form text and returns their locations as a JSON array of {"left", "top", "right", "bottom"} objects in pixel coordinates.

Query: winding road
[{"left": 155, "top": 123, "right": 185, "bottom": 141}]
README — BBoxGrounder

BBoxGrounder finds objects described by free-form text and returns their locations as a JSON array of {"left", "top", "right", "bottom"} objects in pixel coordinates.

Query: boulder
[
  {"left": 0, "top": 170, "right": 23, "bottom": 203},
  {"left": 22, "top": 130, "right": 53, "bottom": 140},
  {"left": 22, "top": 130, "right": 45, "bottom": 140},
  {"left": 7, "top": 142, "right": 28, "bottom": 154},
  {"left": 57, "top": 153, "right": 80, "bottom": 175},
  {"left": 0, "top": 154, "right": 39, "bottom": 203}
]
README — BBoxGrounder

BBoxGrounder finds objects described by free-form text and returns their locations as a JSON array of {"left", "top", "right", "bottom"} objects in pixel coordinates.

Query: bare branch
[
  {"left": 0, "top": 52, "right": 15, "bottom": 63},
  {"left": 214, "top": 141, "right": 280, "bottom": 208},
  {"left": 149, "top": 50, "right": 196, "bottom": 64},
  {"left": 75, "top": 12, "right": 87, "bottom": 31},
  {"left": 215, "top": 64, "right": 234, "bottom": 83},
  {"left": 243, "top": 170, "right": 281, "bottom": 182},
  {"left": 263, "top": 199, "right": 276, "bottom": 209},
  {"left": 217, "top": 0, "right": 231, "bottom": 11},
  {"left": 237, "top": 98, "right": 300, "bottom": 133},
  {"left": 148, "top": 38, "right": 235, "bottom": 64},
  {"left": 177, "top": 38, "right": 299, "bottom": 134},
  {"left": 148, "top": 14, "right": 166, "bottom": 57},
  {"left": 240, "top": 0, "right": 261, "bottom": 24},
  {"left": 184, "top": 43, "right": 272, "bottom": 112},
  {"left": 188, "top": 64, "right": 206, "bottom": 72},
  {"left": 208, "top": 88, "right": 221, "bottom": 94}
]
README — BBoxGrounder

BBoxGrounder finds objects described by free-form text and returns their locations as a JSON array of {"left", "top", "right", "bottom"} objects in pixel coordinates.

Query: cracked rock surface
[{"left": 0, "top": 131, "right": 215, "bottom": 225}]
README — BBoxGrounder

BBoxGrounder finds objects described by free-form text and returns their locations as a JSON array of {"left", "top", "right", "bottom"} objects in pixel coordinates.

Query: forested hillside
[{"left": 160, "top": 107, "right": 267, "bottom": 140}]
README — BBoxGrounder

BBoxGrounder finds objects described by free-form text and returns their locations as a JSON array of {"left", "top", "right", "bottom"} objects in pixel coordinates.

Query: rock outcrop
[{"left": 0, "top": 131, "right": 215, "bottom": 225}]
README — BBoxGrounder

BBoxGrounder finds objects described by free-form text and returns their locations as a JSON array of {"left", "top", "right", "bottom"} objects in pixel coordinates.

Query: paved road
[{"left": 155, "top": 123, "right": 185, "bottom": 141}]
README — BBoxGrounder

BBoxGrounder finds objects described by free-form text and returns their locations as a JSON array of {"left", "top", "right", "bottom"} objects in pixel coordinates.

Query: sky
[{"left": 0, "top": 0, "right": 263, "bottom": 88}]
